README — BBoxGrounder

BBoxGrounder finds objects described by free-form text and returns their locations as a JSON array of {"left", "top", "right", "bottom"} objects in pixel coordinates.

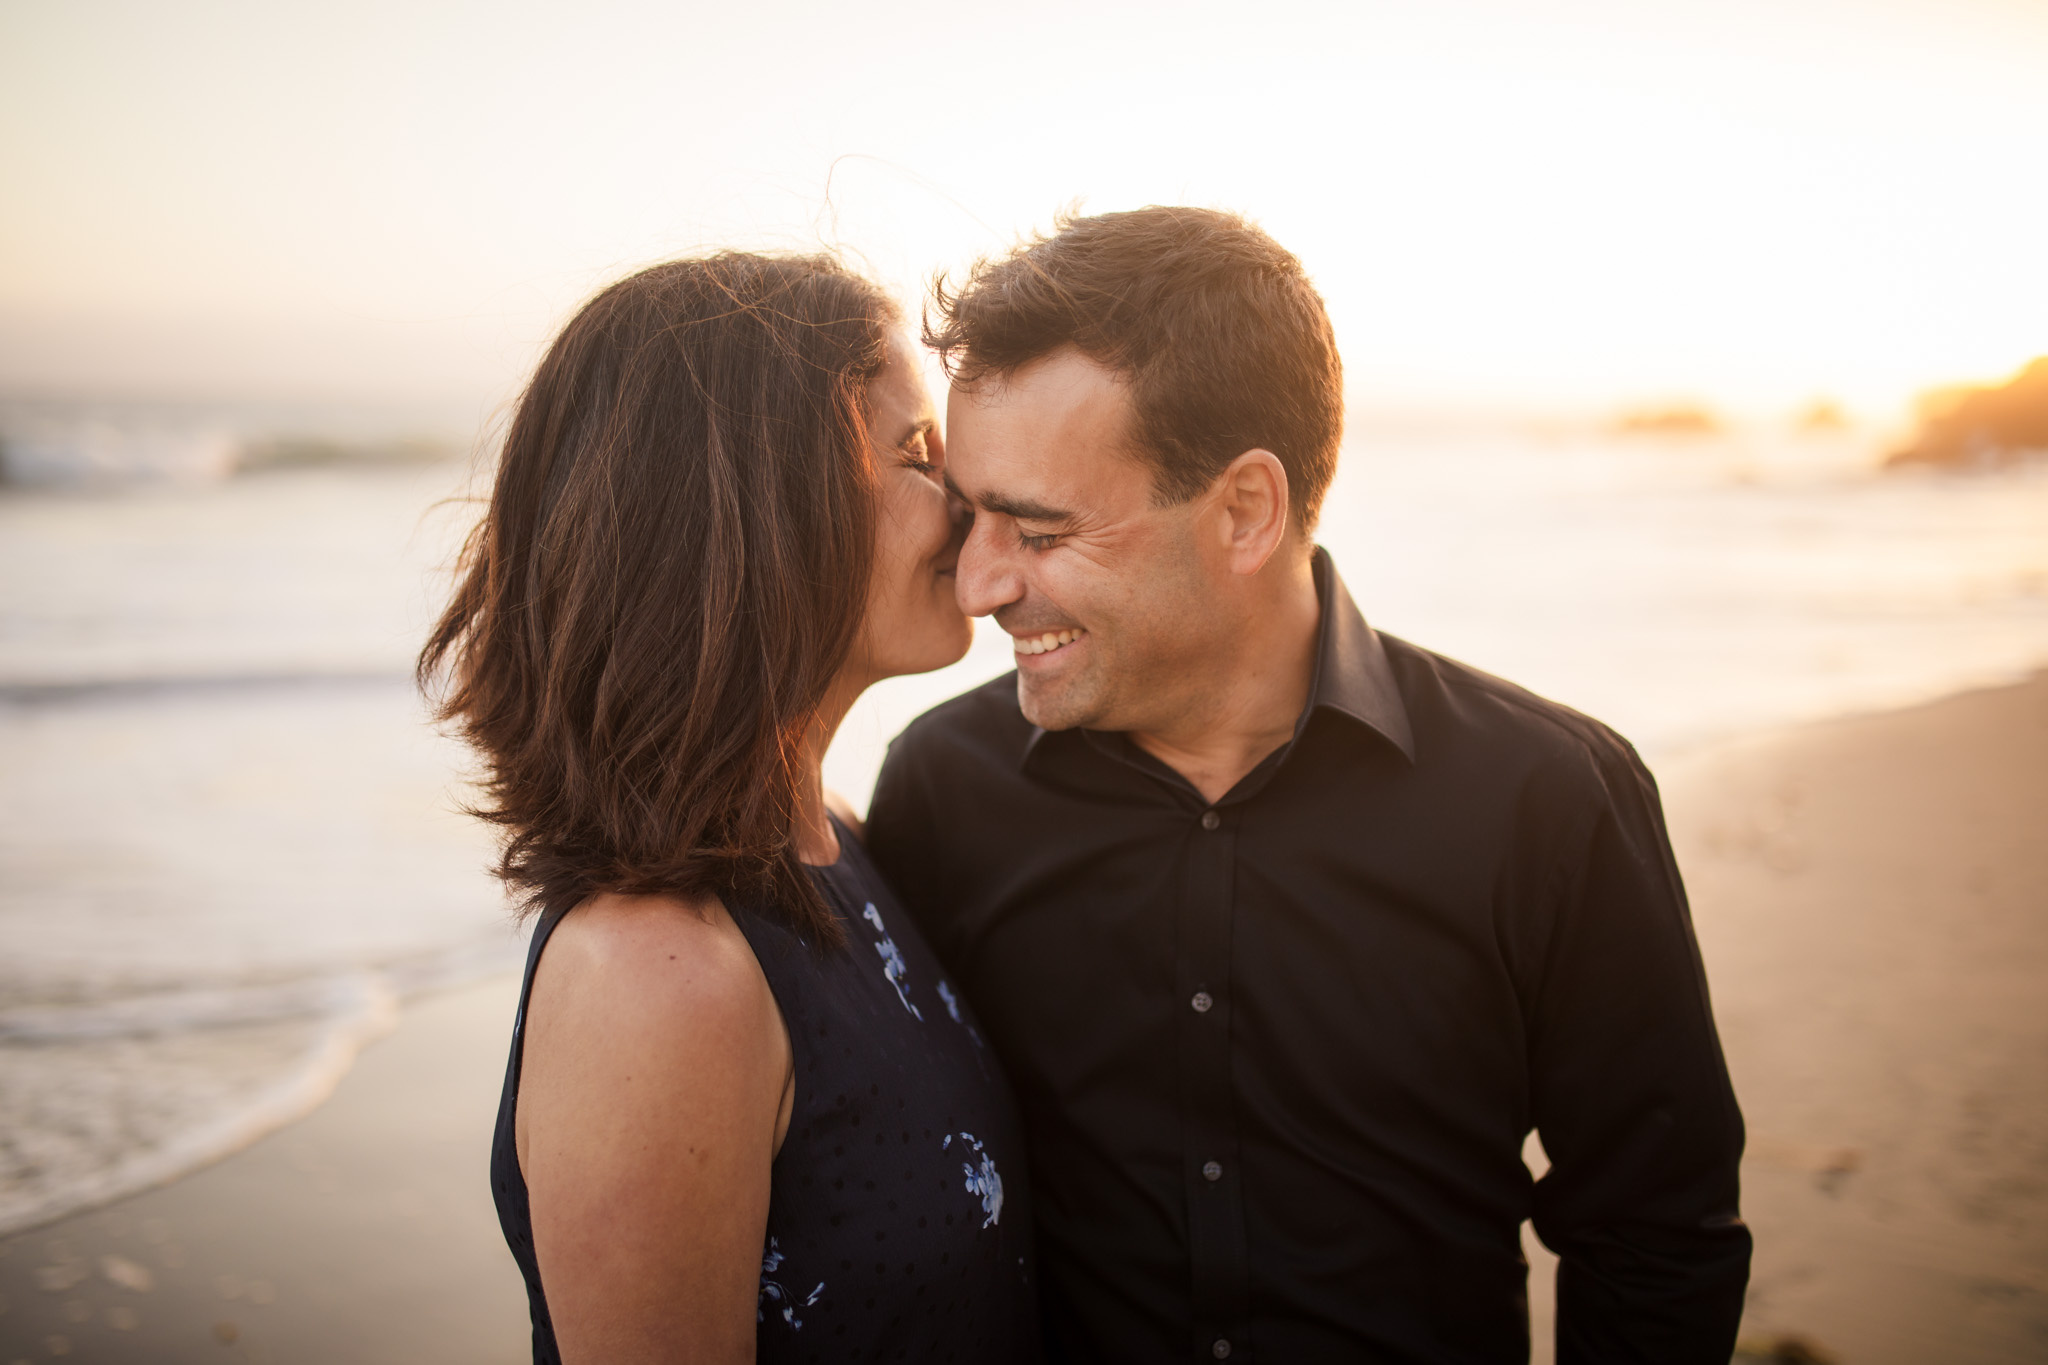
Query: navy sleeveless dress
[{"left": 490, "top": 821, "right": 1041, "bottom": 1364}]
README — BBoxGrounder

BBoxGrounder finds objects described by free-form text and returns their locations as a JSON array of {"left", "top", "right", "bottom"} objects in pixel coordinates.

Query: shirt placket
[{"left": 1176, "top": 801, "right": 1250, "bottom": 1362}]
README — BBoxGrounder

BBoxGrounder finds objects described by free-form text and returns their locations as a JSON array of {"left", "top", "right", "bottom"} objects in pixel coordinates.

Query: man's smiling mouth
[{"left": 1012, "top": 628, "right": 1087, "bottom": 657}]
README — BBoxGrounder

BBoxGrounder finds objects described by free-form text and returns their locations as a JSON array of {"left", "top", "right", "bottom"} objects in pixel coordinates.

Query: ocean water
[
  {"left": 0, "top": 455, "right": 505, "bottom": 1236},
  {"left": 3, "top": 415, "right": 2045, "bottom": 1237}
]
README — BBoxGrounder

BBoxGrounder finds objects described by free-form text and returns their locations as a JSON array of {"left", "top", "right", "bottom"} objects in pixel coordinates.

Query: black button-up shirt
[{"left": 867, "top": 550, "right": 1750, "bottom": 1365}]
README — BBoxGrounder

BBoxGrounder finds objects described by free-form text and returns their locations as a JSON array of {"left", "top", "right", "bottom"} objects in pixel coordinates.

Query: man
[{"left": 867, "top": 207, "right": 1749, "bottom": 1363}]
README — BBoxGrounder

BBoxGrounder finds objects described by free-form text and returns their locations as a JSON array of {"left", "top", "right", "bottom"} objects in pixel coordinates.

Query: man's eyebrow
[{"left": 949, "top": 481, "right": 1077, "bottom": 525}]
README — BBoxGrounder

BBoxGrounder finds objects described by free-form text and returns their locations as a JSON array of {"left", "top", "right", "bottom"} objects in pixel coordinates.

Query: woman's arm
[{"left": 517, "top": 892, "right": 794, "bottom": 1364}]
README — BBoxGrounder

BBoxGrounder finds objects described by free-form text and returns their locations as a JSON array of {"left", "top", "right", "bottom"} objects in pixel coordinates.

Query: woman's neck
[{"left": 792, "top": 669, "right": 865, "bottom": 865}]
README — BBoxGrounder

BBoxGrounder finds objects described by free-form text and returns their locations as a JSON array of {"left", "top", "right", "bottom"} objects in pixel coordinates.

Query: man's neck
[{"left": 1128, "top": 551, "right": 1322, "bottom": 806}]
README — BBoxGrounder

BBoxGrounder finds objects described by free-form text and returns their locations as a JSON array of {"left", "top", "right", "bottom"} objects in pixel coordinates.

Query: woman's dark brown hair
[{"left": 420, "top": 253, "right": 898, "bottom": 940}]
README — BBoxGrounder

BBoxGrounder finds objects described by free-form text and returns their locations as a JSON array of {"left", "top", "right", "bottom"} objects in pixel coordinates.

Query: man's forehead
[
  {"left": 946, "top": 353, "right": 1142, "bottom": 494},
  {"left": 951, "top": 348, "right": 1129, "bottom": 421}
]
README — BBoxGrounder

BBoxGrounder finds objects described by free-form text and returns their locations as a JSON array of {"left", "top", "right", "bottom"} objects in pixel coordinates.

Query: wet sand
[
  {"left": 0, "top": 975, "right": 529, "bottom": 1363},
  {"left": 4, "top": 674, "right": 2045, "bottom": 1363}
]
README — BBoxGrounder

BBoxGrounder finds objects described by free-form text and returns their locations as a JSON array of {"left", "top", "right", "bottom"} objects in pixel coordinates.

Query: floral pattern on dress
[
  {"left": 936, "top": 980, "right": 985, "bottom": 1048},
  {"left": 862, "top": 903, "right": 922, "bottom": 1020},
  {"left": 943, "top": 1132, "right": 1005, "bottom": 1228},
  {"left": 758, "top": 1238, "right": 825, "bottom": 1330}
]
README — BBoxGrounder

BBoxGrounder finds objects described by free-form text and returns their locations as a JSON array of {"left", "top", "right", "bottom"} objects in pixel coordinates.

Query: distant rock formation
[
  {"left": 0, "top": 420, "right": 462, "bottom": 487},
  {"left": 1795, "top": 400, "right": 1850, "bottom": 433},
  {"left": 234, "top": 434, "right": 460, "bottom": 472},
  {"left": 1612, "top": 404, "right": 1722, "bottom": 437},
  {"left": 1888, "top": 358, "right": 2048, "bottom": 470},
  {"left": 0, "top": 416, "right": 236, "bottom": 485}
]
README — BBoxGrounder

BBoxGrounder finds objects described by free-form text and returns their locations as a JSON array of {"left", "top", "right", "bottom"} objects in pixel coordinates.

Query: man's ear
[{"left": 1212, "top": 448, "right": 1290, "bottom": 576}]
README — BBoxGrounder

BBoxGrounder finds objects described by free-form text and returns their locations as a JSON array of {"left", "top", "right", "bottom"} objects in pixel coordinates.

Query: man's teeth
[{"left": 1014, "top": 629, "right": 1084, "bottom": 656}]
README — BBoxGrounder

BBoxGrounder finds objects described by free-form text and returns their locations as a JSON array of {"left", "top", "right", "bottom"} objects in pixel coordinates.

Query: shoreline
[
  {"left": 0, "top": 933, "right": 526, "bottom": 1244},
  {"left": 0, "top": 978, "right": 396, "bottom": 1242},
  {"left": 0, "top": 974, "right": 531, "bottom": 1363},
  {"left": 4, "top": 671, "right": 2045, "bottom": 1361}
]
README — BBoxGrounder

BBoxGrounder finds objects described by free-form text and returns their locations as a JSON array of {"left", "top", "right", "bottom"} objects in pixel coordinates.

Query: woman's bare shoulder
[
  {"left": 530, "top": 891, "right": 779, "bottom": 1050},
  {"left": 518, "top": 889, "right": 790, "bottom": 1170}
]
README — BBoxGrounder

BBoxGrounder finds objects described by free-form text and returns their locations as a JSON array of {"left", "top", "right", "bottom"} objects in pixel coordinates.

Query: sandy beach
[
  {"left": 1668, "top": 670, "right": 2048, "bottom": 1363},
  {"left": 3, "top": 672, "right": 2044, "bottom": 1362}
]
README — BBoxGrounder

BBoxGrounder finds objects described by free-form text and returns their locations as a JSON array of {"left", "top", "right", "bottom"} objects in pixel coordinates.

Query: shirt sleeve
[{"left": 1524, "top": 737, "right": 1753, "bottom": 1364}]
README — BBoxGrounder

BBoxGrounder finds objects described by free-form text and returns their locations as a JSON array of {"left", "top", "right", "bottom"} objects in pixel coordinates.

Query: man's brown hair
[
  {"left": 420, "top": 253, "right": 897, "bottom": 940},
  {"left": 926, "top": 206, "right": 1343, "bottom": 529}
]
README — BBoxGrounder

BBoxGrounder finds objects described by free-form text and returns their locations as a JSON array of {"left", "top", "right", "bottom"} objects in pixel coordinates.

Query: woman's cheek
[{"left": 920, "top": 485, "right": 955, "bottom": 558}]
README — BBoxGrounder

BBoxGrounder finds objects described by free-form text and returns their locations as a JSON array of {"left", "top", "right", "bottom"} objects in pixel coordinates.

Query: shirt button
[
  {"left": 1202, "top": 1160, "right": 1223, "bottom": 1182},
  {"left": 1200, "top": 809, "right": 1220, "bottom": 831},
  {"left": 1191, "top": 991, "right": 1214, "bottom": 1013},
  {"left": 1212, "top": 1340, "right": 1232, "bottom": 1359}
]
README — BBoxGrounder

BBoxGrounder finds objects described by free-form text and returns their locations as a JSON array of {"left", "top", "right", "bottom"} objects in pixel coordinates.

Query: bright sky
[{"left": 2, "top": 0, "right": 2044, "bottom": 417}]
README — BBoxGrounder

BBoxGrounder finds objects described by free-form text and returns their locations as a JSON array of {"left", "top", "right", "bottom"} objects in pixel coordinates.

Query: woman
[{"left": 420, "top": 254, "right": 1039, "bottom": 1363}]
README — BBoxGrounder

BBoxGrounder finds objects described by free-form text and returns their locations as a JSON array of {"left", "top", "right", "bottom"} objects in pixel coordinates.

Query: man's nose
[{"left": 954, "top": 513, "right": 1022, "bottom": 620}]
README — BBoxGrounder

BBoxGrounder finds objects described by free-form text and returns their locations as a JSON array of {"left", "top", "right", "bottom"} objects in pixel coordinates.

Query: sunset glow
[{"left": 2, "top": 0, "right": 2044, "bottom": 419}]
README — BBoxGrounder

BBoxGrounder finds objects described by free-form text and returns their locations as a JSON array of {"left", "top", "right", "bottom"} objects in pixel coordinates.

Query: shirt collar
[
  {"left": 1018, "top": 545, "right": 1415, "bottom": 768},
  {"left": 1303, "top": 545, "right": 1416, "bottom": 761}
]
